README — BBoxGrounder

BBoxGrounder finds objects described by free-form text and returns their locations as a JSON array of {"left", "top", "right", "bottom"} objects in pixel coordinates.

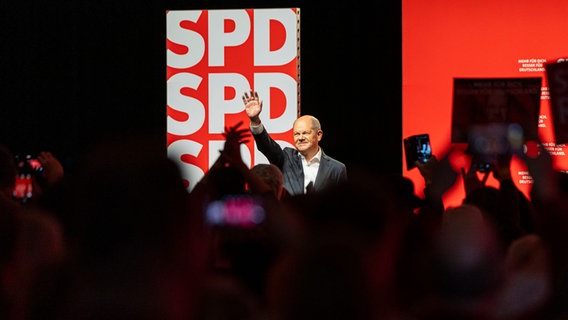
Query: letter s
[
  {"left": 168, "top": 139, "right": 205, "bottom": 192},
  {"left": 167, "top": 11, "right": 206, "bottom": 69},
  {"left": 167, "top": 72, "right": 205, "bottom": 136}
]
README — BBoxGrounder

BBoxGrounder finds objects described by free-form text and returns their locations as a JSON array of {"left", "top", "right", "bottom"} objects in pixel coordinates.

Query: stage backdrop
[
  {"left": 402, "top": 0, "right": 568, "bottom": 208},
  {"left": 166, "top": 8, "right": 300, "bottom": 191}
]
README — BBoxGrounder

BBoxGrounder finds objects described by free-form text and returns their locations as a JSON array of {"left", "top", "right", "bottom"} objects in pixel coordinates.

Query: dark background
[{"left": 1, "top": 1, "right": 401, "bottom": 176}]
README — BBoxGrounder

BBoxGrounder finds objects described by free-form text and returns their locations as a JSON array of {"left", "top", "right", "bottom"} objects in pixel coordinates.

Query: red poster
[
  {"left": 166, "top": 8, "right": 300, "bottom": 191},
  {"left": 403, "top": 0, "right": 568, "bottom": 208}
]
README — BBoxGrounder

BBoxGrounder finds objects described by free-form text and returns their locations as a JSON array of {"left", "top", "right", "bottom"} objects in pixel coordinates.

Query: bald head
[{"left": 294, "top": 115, "right": 321, "bottom": 132}]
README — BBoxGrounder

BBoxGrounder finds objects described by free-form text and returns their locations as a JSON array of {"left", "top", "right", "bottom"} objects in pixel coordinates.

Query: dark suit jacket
[{"left": 252, "top": 126, "right": 347, "bottom": 196}]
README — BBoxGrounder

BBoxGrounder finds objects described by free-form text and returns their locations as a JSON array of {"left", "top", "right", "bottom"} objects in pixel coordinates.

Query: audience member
[
  {"left": 265, "top": 168, "right": 408, "bottom": 320},
  {"left": 411, "top": 203, "right": 506, "bottom": 320},
  {"left": 523, "top": 142, "right": 568, "bottom": 319},
  {"left": 397, "top": 149, "right": 461, "bottom": 315},
  {"left": 0, "top": 144, "right": 66, "bottom": 320},
  {"left": 491, "top": 232, "right": 552, "bottom": 320},
  {"left": 54, "top": 133, "right": 202, "bottom": 319},
  {"left": 461, "top": 154, "right": 528, "bottom": 251},
  {"left": 189, "top": 122, "right": 299, "bottom": 317},
  {"left": 250, "top": 163, "right": 289, "bottom": 201}
]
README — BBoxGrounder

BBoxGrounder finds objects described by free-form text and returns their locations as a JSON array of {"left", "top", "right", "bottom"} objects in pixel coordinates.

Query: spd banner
[{"left": 166, "top": 8, "right": 300, "bottom": 191}]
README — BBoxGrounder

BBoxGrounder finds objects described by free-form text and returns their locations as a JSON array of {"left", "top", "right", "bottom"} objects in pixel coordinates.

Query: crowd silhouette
[{"left": 1, "top": 123, "right": 568, "bottom": 320}]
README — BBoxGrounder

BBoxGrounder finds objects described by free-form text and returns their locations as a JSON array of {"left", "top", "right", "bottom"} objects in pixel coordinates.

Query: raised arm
[{"left": 219, "top": 121, "right": 275, "bottom": 198}]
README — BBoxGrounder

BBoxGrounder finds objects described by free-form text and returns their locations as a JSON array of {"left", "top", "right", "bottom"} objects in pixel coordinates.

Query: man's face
[
  {"left": 485, "top": 91, "right": 508, "bottom": 122},
  {"left": 293, "top": 118, "right": 320, "bottom": 155}
]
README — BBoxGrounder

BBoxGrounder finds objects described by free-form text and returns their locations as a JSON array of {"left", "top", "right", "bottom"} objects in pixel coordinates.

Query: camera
[
  {"left": 205, "top": 194, "right": 266, "bottom": 228},
  {"left": 404, "top": 133, "right": 432, "bottom": 170}
]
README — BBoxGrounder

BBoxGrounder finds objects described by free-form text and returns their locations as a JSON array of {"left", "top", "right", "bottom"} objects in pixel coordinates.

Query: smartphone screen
[
  {"left": 467, "top": 123, "right": 525, "bottom": 172},
  {"left": 404, "top": 134, "right": 432, "bottom": 170},
  {"left": 12, "top": 154, "right": 43, "bottom": 203},
  {"left": 205, "top": 195, "right": 266, "bottom": 228}
]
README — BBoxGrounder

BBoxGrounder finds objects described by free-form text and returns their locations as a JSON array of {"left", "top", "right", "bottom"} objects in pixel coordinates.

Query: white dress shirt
[{"left": 301, "top": 147, "right": 321, "bottom": 193}]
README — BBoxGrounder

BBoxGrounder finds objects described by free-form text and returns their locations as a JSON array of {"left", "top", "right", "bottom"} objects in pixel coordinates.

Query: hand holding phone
[
  {"left": 467, "top": 123, "right": 524, "bottom": 172},
  {"left": 13, "top": 154, "right": 43, "bottom": 203}
]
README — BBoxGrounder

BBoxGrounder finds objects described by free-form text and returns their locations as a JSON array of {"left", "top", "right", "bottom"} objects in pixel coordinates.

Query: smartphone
[
  {"left": 12, "top": 154, "right": 43, "bottom": 203},
  {"left": 404, "top": 133, "right": 432, "bottom": 170},
  {"left": 205, "top": 194, "right": 266, "bottom": 228},
  {"left": 467, "top": 123, "right": 524, "bottom": 172}
]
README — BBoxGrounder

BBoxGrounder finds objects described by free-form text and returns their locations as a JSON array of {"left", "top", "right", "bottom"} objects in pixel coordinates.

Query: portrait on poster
[{"left": 451, "top": 77, "right": 542, "bottom": 144}]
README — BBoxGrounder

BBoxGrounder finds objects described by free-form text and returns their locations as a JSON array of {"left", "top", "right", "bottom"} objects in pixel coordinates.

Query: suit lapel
[
  {"left": 313, "top": 152, "right": 328, "bottom": 191},
  {"left": 291, "top": 149, "right": 305, "bottom": 194}
]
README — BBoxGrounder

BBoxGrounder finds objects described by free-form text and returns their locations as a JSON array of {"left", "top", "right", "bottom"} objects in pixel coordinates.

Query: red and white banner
[{"left": 166, "top": 8, "right": 300, "bottom": 191}]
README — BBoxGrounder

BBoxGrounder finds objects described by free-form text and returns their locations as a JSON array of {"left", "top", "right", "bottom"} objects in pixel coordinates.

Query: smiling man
[{"left": 243, "top": 90, "right": 347, "bottom": 196}]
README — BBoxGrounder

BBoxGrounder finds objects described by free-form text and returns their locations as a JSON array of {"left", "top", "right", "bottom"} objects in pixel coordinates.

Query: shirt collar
[
  {"left": 299, "top": 147, "right": 322, "bottom": 163},
  {"left": 313, "top": 147, "right": 322, "bottom": 162}
]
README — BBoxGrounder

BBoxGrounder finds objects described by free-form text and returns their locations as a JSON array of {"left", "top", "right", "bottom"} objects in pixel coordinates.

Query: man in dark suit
[{"left": 243, "top": 90, "right": 347, "bottom": 196}]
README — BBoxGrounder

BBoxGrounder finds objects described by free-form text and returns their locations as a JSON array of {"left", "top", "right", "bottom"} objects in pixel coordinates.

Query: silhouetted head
[
  {"left": 250, "top": 163, "right": 283, "bottom": 199},
  {"left": 69, "top": 134, "right": 190, "bottom": 262},
  {"left": 433, "top": 204, "right": 504, "bottom": 299}
]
